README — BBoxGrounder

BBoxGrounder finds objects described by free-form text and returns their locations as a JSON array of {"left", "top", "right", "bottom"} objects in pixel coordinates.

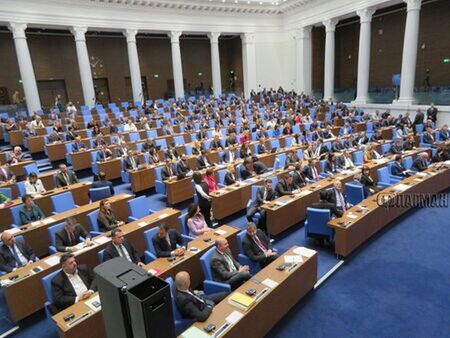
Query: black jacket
[
  {"left": 0, "top": 240, "right": 36, "bottom": 273},
  {"left": 224, "top": 172, "right": 236, "bottom": 186},
  {"left": 103, "top": 239, "right": 140, "bottom": 264},
  {"left": 91, "top": 180, "right": 115, "bottom": 195},
  {"left": 242, "top": 230, "right": 272, "bottom": 264},
  {"left": 55, "top": 170, "right": 78, "bottom": 187},
  {"left": 310, "top": 200, "right": 343, "bottom": 218},
  {"left": 55, "top": 225, "right": 90, "bottom": 252},
  {"left": 151, "top": 229, "right": 185, "bottom": 257},
  {"left": 174, "top": 289, "right": 215, "bottom": 322}
]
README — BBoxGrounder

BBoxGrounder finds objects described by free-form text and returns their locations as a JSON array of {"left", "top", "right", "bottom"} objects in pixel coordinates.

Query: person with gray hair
[
  {"left": 411, "top": 152, "right": 430, "bottom": 172},
  {"left": 242, "top": 222, "right": 279, "bottom": 268},
  {"left": 54, "top": 217, "right": 92, "bottom": 252},
  {"left": 173, "top": 271, "right": 228, "bottom": 322}
]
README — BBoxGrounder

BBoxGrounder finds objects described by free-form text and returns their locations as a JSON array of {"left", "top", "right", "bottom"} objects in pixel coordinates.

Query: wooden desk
[
  {"left": 52, "top": 224, "right": 239, "bottom": 338},
  {"left": 328, "top": 165, "right": 450, "bottom": 258},
  {"left": 70, "top": 151, "right": 92, "bottom": 171},
  {"left": 0, "top": 182, "right": 92, "bottom": 231},
  {"left": 39, "top": 171, "right": 57, "bottom": 191},
  {"left": 0, "top": 151, "right": 9, "bottom": 165},
  {"left": 0, "top": 181, "right": 19, "bottom": 199},
  {"left": 186, "top": 246, "right": 318, "bottom": 338},
  {"left": 27, "top": 135, "right": 46, "bottom": 153},
  {"left": 12, "top": 192, "right": 131, "bottom": 257},
  {"left": 47, "top": 142, "right": 70, "bottom": 162},
  {"left": 9, "top": 160, "right": 36, "bottom": 178},
  {"left": 129, "top": 165, "right": 157, "bottom": 192},
  {"left": 165, "top": 176, "right": 195, "bottom": 205},
  {"left": 0, "top": 207, "right": 174, "bottom": 322},
  {"left": 97, "top": 158, "right": 123, "bottom": 181},
  {"left": 9, "top": 130, "right": 24, "bottom": 146}
]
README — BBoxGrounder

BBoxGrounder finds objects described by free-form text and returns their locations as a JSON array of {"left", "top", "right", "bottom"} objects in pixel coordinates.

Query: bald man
[
  {"left": 174, "top": 271, "right": 228, "bottom": 322},
  {"left": 210, "top": 237, "right": 251, "bottom": 290},
  {"left": 0, "top": 231, "right": 36, "bottom": 273}
]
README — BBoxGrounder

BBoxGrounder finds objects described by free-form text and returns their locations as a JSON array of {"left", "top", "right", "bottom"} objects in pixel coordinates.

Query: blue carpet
[{"left": 267, "top": 191, "right": 450, "bottom": 338}]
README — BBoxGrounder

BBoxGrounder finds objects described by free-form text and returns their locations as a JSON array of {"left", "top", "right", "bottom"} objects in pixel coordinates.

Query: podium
[{"left": 94, "top": 257, "right": 175, "bottom": 338}]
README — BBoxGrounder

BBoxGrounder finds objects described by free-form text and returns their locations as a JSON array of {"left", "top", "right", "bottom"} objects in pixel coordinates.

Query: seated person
[
  {"left": 224, "top": 164, "right": 237, "bottom": 186},
  {"left": 257, "top": 137, "right": 267, "bottom": 154},
  {"left": 71, "top": 136, "right": 87, "bottom": 152},
  {"left": 24, "top": 172, "right": 46, "bottom": 197},
  {"left": 176, "top": 154, "right": 192, "bottom": 175},
  {"left": 337, "top": 150, "right": 355, "bottom": 169},
  {"left": 196, "top": 150, "right": 214, "bottom": 170},
  {"left": 0, "top": 231, "right": 36, "bottom": 273},
  {"left": 222, "top": 145, "right": 239, "bottom": 164},
  {"left": 390, "top": 139, "right": 404, "bottom": 155},
  {"left": 123, "top": 150, "right": 140, "bottom": 170},
  {"left": 246, "top": 179, "right": 277, "bottom": 233},
  {"left": 276, "top": 173, "right": 297, "bottom": 196},
  {"left": 252, "top": 156, "right": 268, "bottom": 175},
  {"left": 164, "top": 143, "right": 181, "bottom": 160},
  {"left": 240, "top": 158, "right": 255, "bottom": 180},
  {"left": 148, "top": 147, "right": 161, "bottom": 164},
  {"left": 55, "top": 217, "right": 92, "bottom": 253},
  {"left": 422, "top": 127, "right": 435, "bottom": 146},
  {"left": 97, "top": 199, "right": 124, "bottom": 231},
  {"left": 242, "top": 222, "right": 279, "bottom": 268},
  {"left": 285, "top": 150, "right": 300, "bottom": 167},
  {"left": 161, "top": 159, "right": 177, "bottom": 181},
  {"left": 411, "top": 152, "right": 429, "bottom": 172},
  {"left": 210, "top": 135, "right": 224, "bottom": 151},
  {"left": 114, "top": 145, "right": 129, "bottom": 158},
  {"left": 186, "top": 203, "right": 212, "bottom": 238},
  {"left": 51, "top": 253, "right": 96, "bottom": 312},
  {"left": 292, "top": 163, "right": 307, "bottom": 188},
  {"left": 359, "top": 166, "right": 381, "bottom": 196},
  {"left": 302, "top": 159, "right": 320, "bottom": 181},
  {"left": 438, "top": 125, "right": 449, "bottom": 141},
  {"left": 0, "top": 164, "right": 16, "bottom": 184},
  {"left": 311, "top": 190, "right": 343, "bottom": 218},
  {"left": 363, "top": 144, "right": 382, "bottom": 162},
  {"left": 9, "top": 146, "right": 25, "bottom": 165},
  {"left": 391, "top": 155, "right": 413, "bottom": 177},
  {"left": 211, "top": 237, "right": 251, "bottom": 290},
  {"left": 91, "top": 171, "right": 115, "bottom": 195},
  {"left": 327, "top": 179, "right": 350, "bottom": 213},
  {"left": 55, "top": 164, "right": 78, "bottom": 187},
  {"left": 344, "top": 135, "right": 358, "bottom": 148},
  {"left": 96, "top": 145, "right": 113, "bottom": 162},
  {"left": 19, "top": 194, "right": 44, "bottom": 225},
  {"left": 403, "top": 135, "right": 416, "bottom": 151},
  {"left": 151, "top": 224, "right": 186, "bottom": 258},
  {"left": 174, "top": 271, "right": 228, "bottom": 322},
  {"left": 239, "top": 143, "right": 252, "bottom": 159},
  {"left": 103, "top": 228, "right": 144, "bottom": 267}
]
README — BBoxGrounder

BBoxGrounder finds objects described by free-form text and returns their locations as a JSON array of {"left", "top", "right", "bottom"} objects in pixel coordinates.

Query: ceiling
[{"left": 65, "top": 0, "right": 317, "bottom": 15}]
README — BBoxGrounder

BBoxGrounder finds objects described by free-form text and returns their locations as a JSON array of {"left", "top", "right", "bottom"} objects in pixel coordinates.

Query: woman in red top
[
  {"left": 204, "top": 168, "right": 219, "bottom": 193},
  {"left": 240, "top": 130, "right": 250, "bottom": 144}
]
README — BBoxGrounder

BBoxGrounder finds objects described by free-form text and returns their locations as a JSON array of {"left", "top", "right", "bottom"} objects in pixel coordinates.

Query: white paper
[
  {"left": 416, "top": 172, "right": 428, "bottom": 177},
  {"left": 274, "top": 201, "right": 287, "bottom": 207},
  {"left": 284, "top": 255, "right": 303, "bottom": 264},
  {"left": 413, "top": 178, "right": 424, "bottom": 182},
  {"left": 85, "top": 295, "right": 101, "bottom": 312},
  {"left": 214, "top": 229, "right": 227, "bottom": 236},
  {"left": 95, "top": 236, "right": 109, "bottom": 245},
  {"left": 225, "top": 310, "right": 244, "bottom": 324},
  {"left": 0, "top": 279, "right": 13, "bottom": 287},
  {"left": 393, "top": 184, "right": 410, "bottom": 191},
  {"left": 262, "top": 278, "right": 279, "bottom": 289},
  {"left": 43, "top": 256, "right": 60, "bottom": 267},
  {"left": 5, "top": 227, "right": 22, "bottom": 235},
  {"left": 157, "top": 213, "right": 169, "bottom": 219},
  {"left": 347, "top": 213, "right": 358, "bottom": 219},
  {"left": 296, "top": 190, "right": 312, "bottom": 198},
  {"left": 41, "top": 218, "right": 56, "bottom": 225},
  {"left": 148, "top": 269, "right": 159, "bottom": 276},
  {"left": 30, "top": 221, "right": 41, "bottom": 227},
  {"left": 137, "top": 221, "right": 147, "bottom": 227},
  {"left": 293, "top": 247, "right": 316, "bottom": 258}
]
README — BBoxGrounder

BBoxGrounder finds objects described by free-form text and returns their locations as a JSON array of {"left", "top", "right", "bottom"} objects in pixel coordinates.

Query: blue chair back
[
  {"left": 345, "top": 182, "right": 365, "bottom": 205},
  {"left": 23, "top": 163, "right": 40, "bottom": 176},
  {"left": 128, "top": 196, "right": 149, "bottom": 220},
  {"left": 42, "top": 269, "right": 62, "bottom": 305},
  {"left": 353, "top": 150, "right": 363, "bottom": 166},
  {"left": 381, "top": 143, "right": 391, "bottom": 154},
  {"left": 89, "top": 186, "right": 112, "bottom": 202},
  {"left": 16, "top": 181, "right": 26, "bottom": 197},
  {"left": 0, "top": 187, "right": 12, "bottom": 199},
  {"left": 98, "top": 249, "right": 105, "bottom": 263},
  {"left": 143, "top": 227, "right": 158, "bottom": 257},
  {"left": 403, "top": 156, "right": 413, "bottom": 170},
  {"left": 199, "top": 247, "right": 216, "bottom": 281},
  {"left": 87, "top": 209, "right": 100, "bottom": 232},
  {"left": 51, "top": 192, "right": 76, "bottom": 213},
  {"left": 47, "top": 222, "right": 66, "bottom": 248},
  {"left": 155, "top": 139, "right": 167, "bottom": 149},
  {"left": 128, "top": 132, "right": 140, "bottom": 142},
  {"left": 178, "top": 212, "right": 189, "bottom": 235},
  {"left": 236, "top": 230, "right": 246, "bottom": 253},
  {"left": 269, "top": 139, "right": 280, "bottom": 150},
  {"left": 275, "top": 153, "right": 286, "bottom": 168},
  {"left": 217, "top": 169, "right": 227, "bottom": 185},
  {"left": 10, "top": 204, "right": 23, "bottom": 226},
  {"left": 173, "top": 135, "right": 184, "bottom": 146},
  {"left": 305, "top": 208, "right": 332, "bottom": 238},
  {"left": 377, "top": 167, "right": 390, "bottom": 185}
]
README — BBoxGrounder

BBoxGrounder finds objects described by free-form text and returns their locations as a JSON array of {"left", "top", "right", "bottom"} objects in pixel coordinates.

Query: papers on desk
[
  {"left": 416, "top": 172, "right": 428, "bottom": 177},
  {"left": 393, "top": 184, "right": 410, "bottom": 192},
  {"left": 147, "top": 268, "right": 162, "bottom": 276},
  {"left": 262, "top": 278, "right": 279, "bottom": 289},
  {"left": 95, "top": 236, "right": 109, "bottom": 245},
  {"left": 181, "top": 327, "right": 211, "bottom": 338},
  {"left": 274, "top": 197, "right": 291, "bottom": 206},
  {"left": 225, "top": 310, "right": 244, "bottom": 325},
  {"left": 41, "top": 218, "right": 56, "bottom": 225},
  {"left": 346, "top": 213, "right": 358, "bottom": 219},
  {"left": 293, "top": 247, "right": 316, "bottom": 258},
  {"left": 153, "top": 213, "right": 169, "bottom": 221},
  {"left": 413, "top": 178, "right": 424, "bottom": 182},
  {"left": 0, "top": 279, "right": 13, "bottom": 287},
  {"left": 30, "top": 221, "right": 41, "bottom": 227},
  {"left": 85, "top": 295, "right": 102, "bottom": 312},
  {"left": 340, "top": 169, "right": 358, "bottom": 175},
  {"left": 284, "top": 255, "right": 303, "bottom": 264},
  {"left": 5, "top": 227, "right": 22, "bottom": 235},
  {"left": 137, "top": 221, "right": 147, "bottom": 227},
  {"left": 74, "top": 242, "right": 97, "bottom": 254},
  {"left": 214, "top": 229, "right": 227, "bottom": 236},
  {"left": 43, "top": 256, "right": 60, "bottom": 267},
  {"left": 295, "top": 190, "right": 312, "bottom": 198}
]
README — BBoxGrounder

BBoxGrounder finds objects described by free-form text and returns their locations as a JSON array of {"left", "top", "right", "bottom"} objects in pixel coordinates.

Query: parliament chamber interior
[{"left": 0, "top": 0, "right": 449, "bottom": 337}]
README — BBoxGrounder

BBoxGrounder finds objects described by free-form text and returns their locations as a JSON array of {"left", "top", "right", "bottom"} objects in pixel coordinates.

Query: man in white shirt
[
  {"left": 51, "top": 253, "right": 96, "bottom": 312},
  {"left": 124, "top": 119, "right": 138, "bottom": 132},
  {"left": 30, "top": 116, "right": 45, "bottom": 130}
]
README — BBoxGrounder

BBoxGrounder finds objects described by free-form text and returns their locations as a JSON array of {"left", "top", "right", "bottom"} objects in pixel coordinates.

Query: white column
[
  {"left": 323, "top": 18, "right": 338, "bottom": 101},
  {"left": 8, "top": 23, "right": 41, "bottom": 114},
  {"left": 241, "top": 33, "right": 257, "bottom": 98},
  {"left": 395, "top": 0, "right": 422, "bottom": 105},
  {"left": 124, "top": 29, "right": 144, "bottom": 104},
  {"left": 295, "top": 26, "right": 312, "bottom": 95},
  {"left": 208, "top": 32, "right": 222, "bottom": 97},
  {"left": 353, "top": 8, "right": 376, "bottom": 105},
  {"left": 70, "top": 26, "right": 96, "bottom": 107},
  {"left": 169, "top": 31, "right": 185, "bottom": 100}
]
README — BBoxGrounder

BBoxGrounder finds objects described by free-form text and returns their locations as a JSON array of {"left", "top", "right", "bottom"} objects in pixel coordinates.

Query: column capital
[
  {"left": 294, "top": 26, "right": 312, "bottom": 40},
  {"left": 123, "top": 29, "right": 138, "bottom": 43},
  {"left": 168, "top": 31, "right": 182, "bottom": 44},
  {"left": 8, "top": 22, "right": 27, "bottom": 39},
  {"left": 70, "top": 26, "right": 88, "bottom": 41},
  {"left": 207, "top": 32, "right": 221, "bottom": 44},
  {"left": 404, "top": 0, "right": 421, "bottom": 11},
  {"left": 323, "top": 18, "right": 339, "bottom": 32},
  {"left": 357, "top": 7, "right": 376, "bottom": 23},
  {"left": 241, "top": 33, "right": 255, "bottom": 45}
]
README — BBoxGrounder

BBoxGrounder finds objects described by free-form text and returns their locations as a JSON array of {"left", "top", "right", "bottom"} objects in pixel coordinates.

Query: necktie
[
  {"left": 253, "top": 235, "right": 267, "bottom": 253},
  {"left": 312, "top": 167, "right": 318, "bottom": 180},
  {"left": 168, "top": 165, "right": 173, "bottom": 176},
  {"left": 263, "top": 189, "right": 268, "bottom": 201},
  {"left": 64, "top": 173, "right": 70, "bottom": 185},
  {"left": 166, "top": 235, "right": 171, "bottom": 250},
  {"left": 11, "top": 245, "right": 23, "bottom": 267},
  {"left": 118, "top": 245, "right": 131, "bottom": 262},
  {"left": 224, "top": 253, "right": 237, "bottom": 272},
  {"left": 188, "top": 290, "right": 206, "bottom": 304},
  {"left": 103, "top": 151, "right": 106, "bottom": 160},
  {"left": 338, "top": 190, "right": 346, "bottom": 211},
  {"left": 131, "top": 157, "right": 136, "bottom": 169},
  {"left": 33, "top": 184, "right": 37, "bottom": 192},
  {"left": 68, "top": 231, "right": 75, "bottom": 245}
]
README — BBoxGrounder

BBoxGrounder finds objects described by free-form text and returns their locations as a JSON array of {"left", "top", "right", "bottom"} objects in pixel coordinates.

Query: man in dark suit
[
  {"left": 285, "top": 150, "right": 300, "bottom": 167},
  {"left": 0, "top": 165, "right": 16, "bottom": 184},
  {"left": 246, "top": 179, "right": 277, "bottom": 232},
  {"left": 141, "top": 140, "right": 155, "bottom": 153},
  {"left": 390, "top": 139, "right": 404, "bottom": 155},
  {"left": 152, "top": 224, "right": 186, "bottom": 258},
  {"left": 210, "top": 135, "right": 224, "bottom": 151},
  {"left": 196, "top": 127, "right": 208, "bottom": 141},
  {"left": 123, "top": 150, "right": 140, "bottom": 170},
  {"left": 0, "top": 231, "right": 36, "bottom": 273},
  {"left": 196, "top": 150, "right": 213, "bottom": 170},
  {"left": 51, "top": 253, "right": 96, "bottom": 312},
  {"left": 311, "top": 191, "right": 343, "bottom": 218},
  {"left": 344, "top": 135, "right": 358, "bottom": 149},
  {"left": 327, "top": 179, "right": 350, "bottom": 213},
  {"left": 239, "top": 158, "right": 255, "bottom": 180},
  {"left": 302, "top": 159, "right": 320, "bottom": 181},
  {"left": 276, "top": 173, "right": 297, "bottom": 196},
  {"left": 312, "top": 139, "right": 329, "bottom": 159},
  {"left": 256, "top": 138, "right": 267, "bottom": 154},
  {"left": 176, "top": 154, "right": 192, "bottom": 175},
  {"left": 91, "top": 171, "right": 115, "bottom": 195},
  {"left": 411, "top": 152, "right": 429, "bottom": 172},
  {"left": 47, "top": 131, "right": 64, "bottom": 144},
  {"left": 96, "top": 145, "right": 113, "bottom": 162},
  {"left": 426, "top": 103, "right": 438, "bottom": 123},
  {"left": 391, "top": 155, "right": 413, "bottom": 177},
  {"left": 222, "top": 146, "right": 239, "bottom": 164},
  {"left": 331, "top": 138, "right": 345, "bottom": 153},
  {"left": 252, "top": 156, "right": 268, "bottom": 175},
  {"left": 438, "top": 125, "right": 449, "bottom": 141},
  {"left": 65, "top": 127, "right": 77, "bottom": 141},
  {"left": 174, "top": 271, "right": 228, "bottom": 322},
  {"left": 71, "top": 136, "right": 87, "bottom": 152},
  {"left": 292, "top": 164, "right": 307, "bottom": 188},
  {"left": 161, "top": 159, "right": 176, "bottom": 181},
  {"left": 242, "top": 222, "right": 278, "bottom": 268},
  {"left": 164, "top": 143, "right": 181, "bottom": 160},
  {"left": 55, "top": 217, "right": 92, "bottom": 253},
  {"left": 422, "top": 127, "right": 436, "bottom": 146},
  {"left": 55, "top": 164, "right": 78, "bottom": 187},
  {"left": 255, "top": 127, "right": 269, "bottom": 140},
  {"left": 103, "top": 228, "right": 144, "bottom": 267},
  {"left": 210, "top": 237, "right": 251, "bottom": 290},
  {"left": 413, "top": 109, "right": 425, "bottom": 132}
]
